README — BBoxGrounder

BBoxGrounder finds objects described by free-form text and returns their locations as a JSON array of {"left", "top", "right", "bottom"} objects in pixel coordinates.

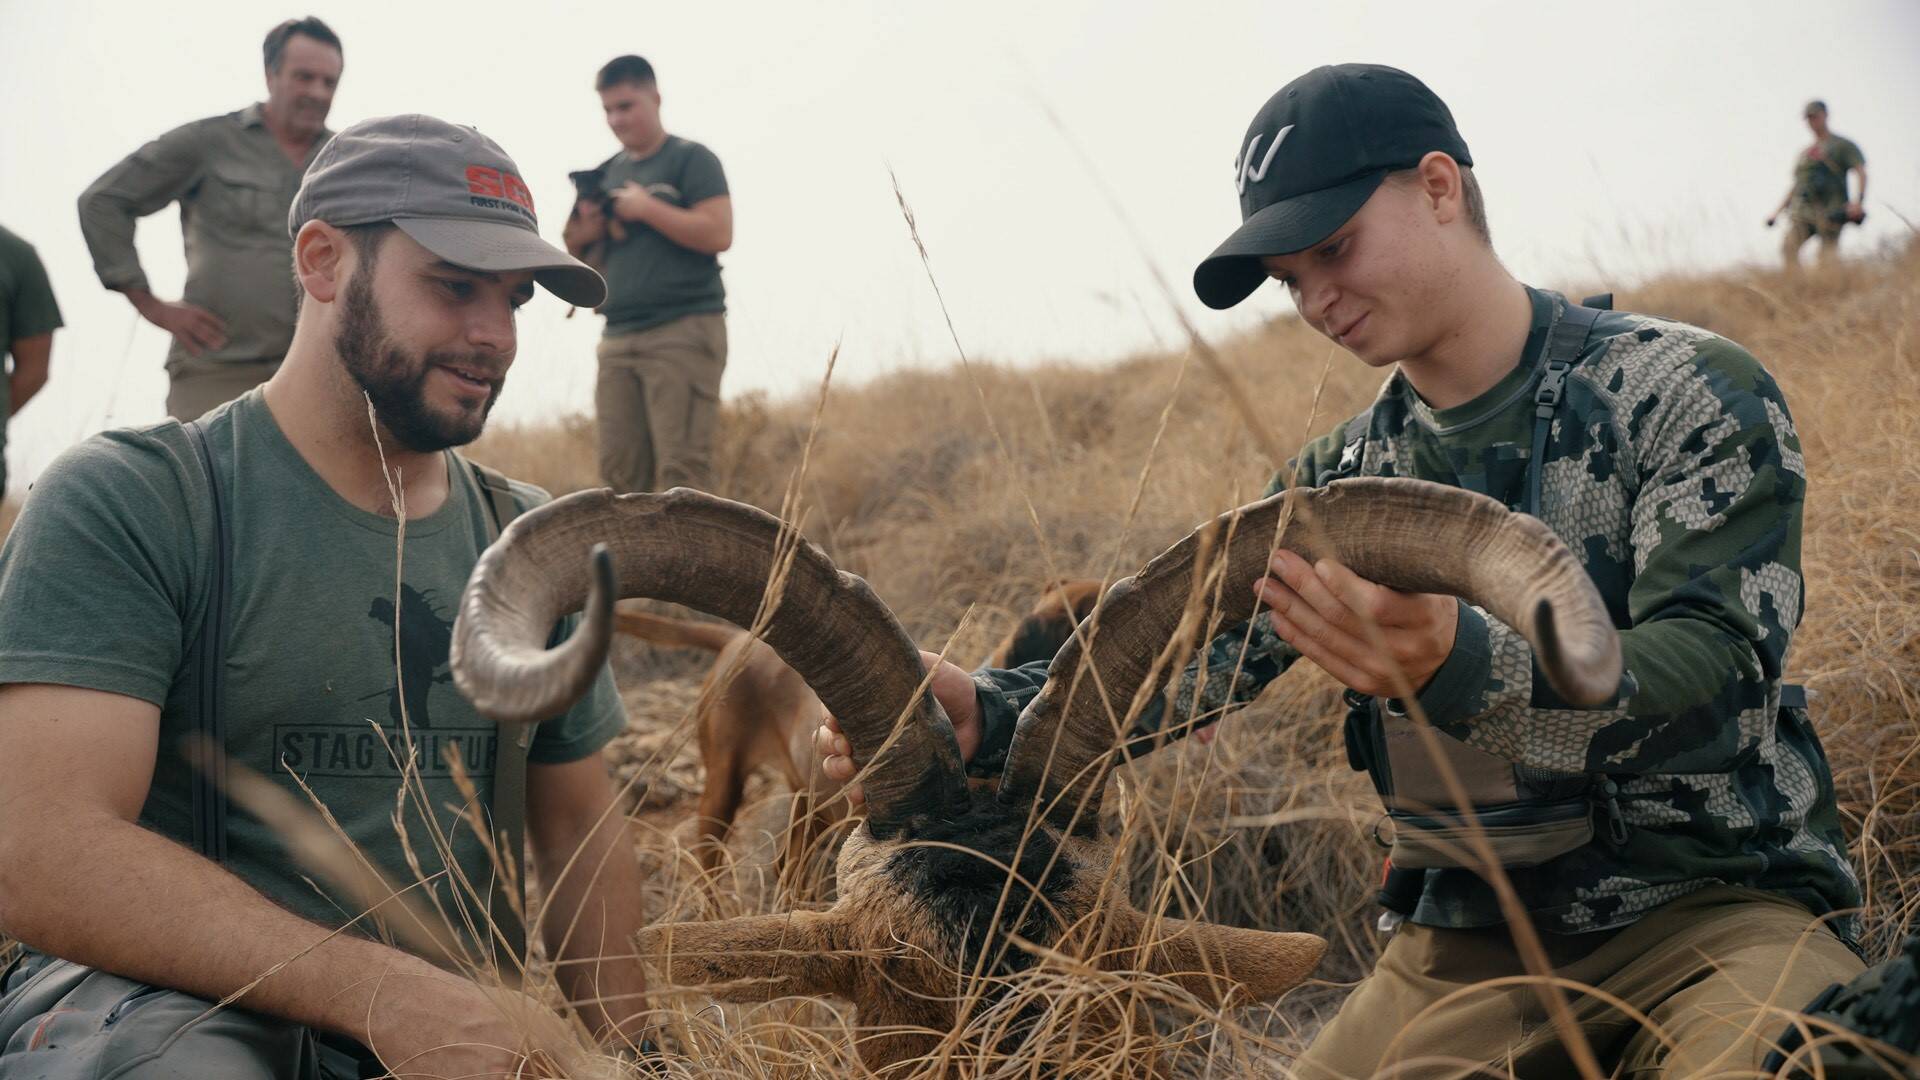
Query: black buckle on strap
[{"left": 1535, "top": 359, "right": 1573, "bottom": 417}]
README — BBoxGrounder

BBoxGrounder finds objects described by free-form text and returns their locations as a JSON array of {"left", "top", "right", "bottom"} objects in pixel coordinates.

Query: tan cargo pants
[
  {"left": 166, "top": 357, "right": 281, "bottom": 422},
  {"left": 1294, "top": 885, "right": 1864, "bottom": 1079},
  {"left": 1781, "top": 211, "right": 1842, "bottom": 271},
  {"left": 595, "top": 312, "right": 727, "bottom": 494}
]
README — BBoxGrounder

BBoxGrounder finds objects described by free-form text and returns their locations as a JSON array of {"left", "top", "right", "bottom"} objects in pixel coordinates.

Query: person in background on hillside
[
  {"left": 822, "top": 64, "right": 1914, "bottom": 1076},
  {"left": 79, "top": 17, "right": 343, "bottom": 422},
  {"left": 1767, "top": 99, "right": 1867, "bottom": 272},
  {"left": 0, "top": 225, "right": 61, "bottom": 498},
  {"left": 1, "top": 115, "right": 656, "bottom": 1079},
  {"left": 564, "top": 54, "right": 733, "bottom": 495}
]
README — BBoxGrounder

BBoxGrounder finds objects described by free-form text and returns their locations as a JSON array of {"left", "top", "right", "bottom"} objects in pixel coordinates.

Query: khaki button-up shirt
[{"left": 78, "top": 103, "right": 329, "bottom": 370}]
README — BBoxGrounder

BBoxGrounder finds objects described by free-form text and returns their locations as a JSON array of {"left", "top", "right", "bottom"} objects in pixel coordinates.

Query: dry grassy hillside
[
  {"left": 1, "top": 246, "right": 1913, "bottom": 1076},
  {"left": 459, "top": 246, "right": 1920, "bottom": 1073}
]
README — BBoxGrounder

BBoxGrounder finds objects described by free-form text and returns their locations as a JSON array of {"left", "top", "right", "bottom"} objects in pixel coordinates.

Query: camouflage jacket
[{"left": 971, "top": 288, "right": 1861, "bottom": 939}]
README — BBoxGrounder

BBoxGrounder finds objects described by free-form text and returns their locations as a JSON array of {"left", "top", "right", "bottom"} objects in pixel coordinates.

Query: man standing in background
[
  {"left": 79, "top": 17, "right": 342, "bottom": 421},
  {"left": 564, "top": 54, "right": 732, "bottom": 494},
  {"left": 1767, "top": 99, "right": 1867, "bottom": 271},
  {"left": 1, "top": 226, "right": 62, "bottom": 498}
]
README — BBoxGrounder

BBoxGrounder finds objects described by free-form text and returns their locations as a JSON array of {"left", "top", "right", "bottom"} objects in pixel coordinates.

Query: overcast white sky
[{"left": 3, "top": 0, "right": 1917, "bottom": 495}]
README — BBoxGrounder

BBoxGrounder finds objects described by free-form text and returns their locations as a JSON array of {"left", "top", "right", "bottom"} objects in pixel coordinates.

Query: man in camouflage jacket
[{"left": 819, "top": 65, "right": 1879, "bottom": 1076}]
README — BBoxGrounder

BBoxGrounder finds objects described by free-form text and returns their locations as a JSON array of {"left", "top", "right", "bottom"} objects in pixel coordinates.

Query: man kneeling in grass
[
  {"left": 0, "top": 115, "right": 652, "bottom": 1079},
  {"left": 824, "top": 65, "right": 1911, "bottom": 1077}
]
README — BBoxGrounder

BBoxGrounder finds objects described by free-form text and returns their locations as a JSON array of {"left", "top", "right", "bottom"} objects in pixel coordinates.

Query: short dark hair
[
  {"left": 264, "top": 16, "right": 343, "bottom": 72},
  {"left": 1386, "top": 161, "right": 1491, "bottom": 246},
  {"left": 341, "top": 222, "right": 395, "bottom": 262},
  {"left": 1804, "top": 99, "right": 1828, "bottom": 116},
  {"left": 596, "top": 55, "right": 656, "bottom": 91}
]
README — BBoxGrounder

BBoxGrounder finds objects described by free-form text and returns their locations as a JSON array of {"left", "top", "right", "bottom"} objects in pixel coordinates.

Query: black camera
[{"left": 569, "top": 167, "right": 609, "bottom": 204}]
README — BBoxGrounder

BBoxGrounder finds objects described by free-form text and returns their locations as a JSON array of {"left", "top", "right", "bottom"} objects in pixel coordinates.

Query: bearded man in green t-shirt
[
  {"left": 1767, "top": 99, "right": 1868, "bottom": 271},
  {"left": 820, "top": 65, "right": 1915, "bottom": 1076},
  {"left": 564, "top": 53, "right": 733, "bottom": 497},
  {"left": 0, "top": 116, "right": 654, "bottom": 1079}
]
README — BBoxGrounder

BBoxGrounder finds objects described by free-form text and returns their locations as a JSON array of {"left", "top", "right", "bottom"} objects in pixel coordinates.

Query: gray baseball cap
[{"left": 289, "top": 113, "right": 605, "bottom": 307}]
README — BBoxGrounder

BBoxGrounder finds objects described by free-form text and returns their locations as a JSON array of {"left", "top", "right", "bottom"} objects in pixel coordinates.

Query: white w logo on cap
[{"left": 1234, "top": 125, "right": 1294, "bottom": 195}]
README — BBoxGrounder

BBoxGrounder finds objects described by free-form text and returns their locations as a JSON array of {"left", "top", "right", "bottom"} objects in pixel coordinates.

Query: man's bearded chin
[{"left": 333, "top": 272, "right": 500, "bottom": 453}]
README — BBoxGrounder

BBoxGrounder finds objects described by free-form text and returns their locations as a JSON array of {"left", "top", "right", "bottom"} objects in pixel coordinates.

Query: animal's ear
[
  {"left": 636, "top": 910, "right": 855, "bottom": 1001},
  {"left": 1102, "top": 909, "right": 1326, "bottom": 1004}
]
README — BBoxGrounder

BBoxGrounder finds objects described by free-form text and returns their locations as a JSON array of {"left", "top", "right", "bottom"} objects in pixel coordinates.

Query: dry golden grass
[
  {"left": 457, "top": 243, "right": 1920, "bottom": 1076},
  {"left": 2, "top": 245, "right": 1914, "bottom": 1077}
]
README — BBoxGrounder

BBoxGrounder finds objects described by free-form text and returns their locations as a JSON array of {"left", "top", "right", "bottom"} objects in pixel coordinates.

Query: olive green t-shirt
[
  {"left": 1791, "top": 134, "right": 1865, "bottom": 213},
  {"left": 598, "top": 135, "right": 729, "bottom": 335},
  {"left": 0, "top": 390, "right": 626, "bottom": 940},
  {"left": 1, "top": 224, "right": 65, "bottom": 494}
]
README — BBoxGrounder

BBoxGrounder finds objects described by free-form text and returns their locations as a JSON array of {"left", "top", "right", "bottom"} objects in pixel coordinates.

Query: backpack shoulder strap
[
  {"left": 468, "top": 459, "right": 521, "bottom": 542},
  {"left": 1525, "top": 299, "right": 1608, "bottom": 517},
  {"left": 459, "top": 455, "right": 534, "bottom": 978},
  {"left": 1332, "top": 406, "right": 1375, "bottom": 479},
  {"left": 181, "top": 420, "right": 230, "bottom": 864}
]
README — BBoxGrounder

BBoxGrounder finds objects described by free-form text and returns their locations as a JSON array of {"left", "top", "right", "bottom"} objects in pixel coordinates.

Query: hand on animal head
[{"left": 450, "top": 481, "right": 1622, "bottom": 1069}]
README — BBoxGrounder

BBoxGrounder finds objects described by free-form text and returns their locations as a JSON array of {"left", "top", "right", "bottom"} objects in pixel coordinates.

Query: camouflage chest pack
[{"left": 1335, "top": 296, "right": 1628, "bottom": 872}]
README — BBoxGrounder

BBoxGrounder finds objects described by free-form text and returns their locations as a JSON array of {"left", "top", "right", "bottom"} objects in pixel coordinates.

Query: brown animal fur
[
  {"left": 627, "top": 584, "right": 1321, "bottom": 1073},
  {"left": 615, "top": 610, "right": 844, "bottom": 895},
  {"left": 981, "top": 578, "right": 1104, "bottom": 669},
  {"left": 638, "top": 803, "right": 1325, "bottom": 1073},
  {"left": 617, "top": 579, "right": 1104, "bottom": 897}
]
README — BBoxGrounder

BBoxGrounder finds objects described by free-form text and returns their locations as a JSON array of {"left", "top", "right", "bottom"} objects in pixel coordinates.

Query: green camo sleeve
[{"left": 1430, "top": 337, "right": 1803, "bottom": 775}]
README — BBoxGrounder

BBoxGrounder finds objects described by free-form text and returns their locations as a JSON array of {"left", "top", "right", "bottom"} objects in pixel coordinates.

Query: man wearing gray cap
[
  {"left": 79, "top": 17, "right": 344, "bottom": 421},
  {"left": 0, "top": 115, "right": 652, "bottom": 1078}
]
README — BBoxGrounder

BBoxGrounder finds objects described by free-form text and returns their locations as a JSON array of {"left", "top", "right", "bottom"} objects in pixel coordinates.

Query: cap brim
[
  {"left": 1192, "top": 170, "right": 1388, "bottom": 310},
  {"left": 394, "top": 217, "right": 607, "bottom": 308}
]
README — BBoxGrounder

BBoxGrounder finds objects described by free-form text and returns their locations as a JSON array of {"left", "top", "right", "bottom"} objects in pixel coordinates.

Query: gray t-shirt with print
[
  {"left": 0, "top": 390, "right": 625, "bottom": 939},
  {"left": 598, "top": 135, "right": 729, "bottom": 335}
]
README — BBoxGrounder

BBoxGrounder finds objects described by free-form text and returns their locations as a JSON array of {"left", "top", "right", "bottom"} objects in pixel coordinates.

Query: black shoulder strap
[
  {"left": 1525, "top": 300, "right": 1607, "bottom": 517},
  {"left": 182, "top": 420, "right": 230, "bottom": 864},
  {"left": 469, "top": 459, "right": 520, "bottom": 542},
  {"left": 1581, "top": 293, "right": 1614, "bottom": 311},
  {"left": 1332, "top": 407, "right": 1375, "bottom": 479},
  {"left": 464, "top": 457, "right": 534, "bottom": 978}
]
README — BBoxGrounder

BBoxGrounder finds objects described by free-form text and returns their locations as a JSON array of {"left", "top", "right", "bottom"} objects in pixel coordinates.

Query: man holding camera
[
  {"left": 564, "top": 54, "right": 732, "bottom": 495},
  {"left": 1767, "top": 99, "right": 1867, "bottom": 271}
]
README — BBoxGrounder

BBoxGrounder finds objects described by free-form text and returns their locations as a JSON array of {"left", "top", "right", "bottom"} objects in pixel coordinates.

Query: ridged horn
[
  {"left": 450, "top": 487, "right": 968, "bottom": 835},
  {"left": 999, "top": 477, "right": 1623, "bottom": 832}
]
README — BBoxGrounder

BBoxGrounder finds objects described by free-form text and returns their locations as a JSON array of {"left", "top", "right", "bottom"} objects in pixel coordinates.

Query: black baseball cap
[{"left": 1193, "top": 64, "right": 1472, "bottom": 310}]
